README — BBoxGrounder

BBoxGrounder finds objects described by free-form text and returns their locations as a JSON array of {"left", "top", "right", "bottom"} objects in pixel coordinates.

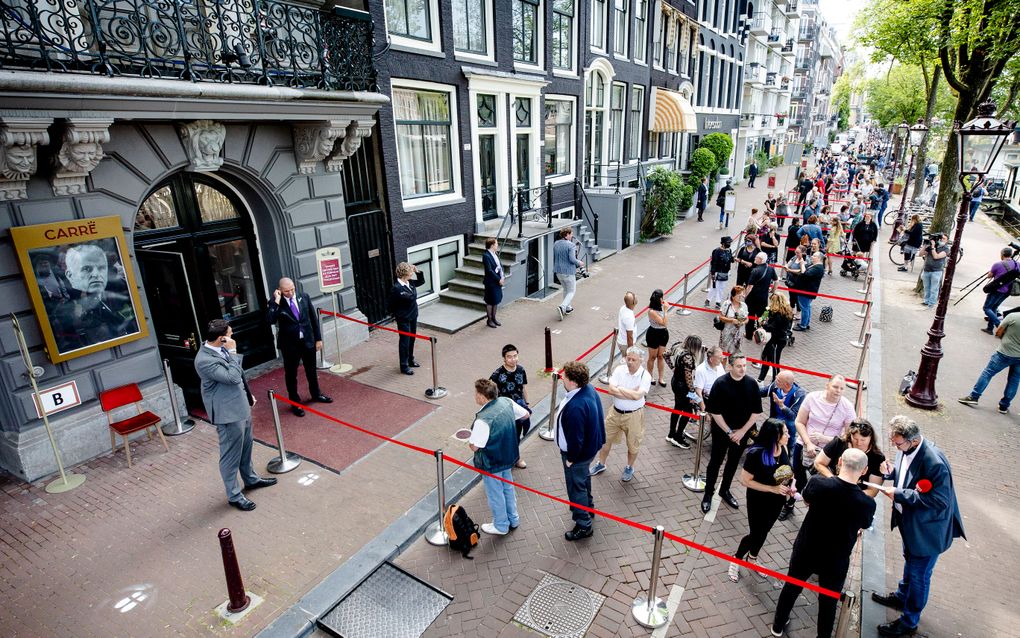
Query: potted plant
[{"left": 641, "top": 167, "right": 684, "bottom": 238}]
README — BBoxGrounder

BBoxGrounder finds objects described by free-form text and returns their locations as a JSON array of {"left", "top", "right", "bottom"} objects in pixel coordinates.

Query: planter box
[{"left": 891, "top": 183, "right": 903, "bottom": 194}]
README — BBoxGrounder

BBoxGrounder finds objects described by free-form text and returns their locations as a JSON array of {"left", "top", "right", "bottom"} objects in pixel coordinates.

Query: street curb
[{"left": 255, "top": 245, "right": 713, "bottom": 638}]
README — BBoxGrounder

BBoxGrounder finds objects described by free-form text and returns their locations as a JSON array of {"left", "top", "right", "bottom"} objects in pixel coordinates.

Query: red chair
[{"left": 99, "top": 383, "right": 169, "bottom": 467}]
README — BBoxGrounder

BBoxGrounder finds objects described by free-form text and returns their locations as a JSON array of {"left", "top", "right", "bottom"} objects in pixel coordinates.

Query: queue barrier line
[
  {"left": 577, "top": 330, "right": 616, "bottom": 362},
  {"left": 593, "top": 386, "right": 700, "bottom": 421},
  {"left": 319, "top": 308, "right": 432, "bottom": 341},
  {"left": 770, "top": 243, "right": 874, "bottom": 261},
  {"left": 664, "top": 301, "right": 760, "bottom": 322},
  {"left": 774, "top": 286, "right": 869, "bottom": 305},
  {"left": 268, "top": 394, "right": 841, "bottom": 600}
]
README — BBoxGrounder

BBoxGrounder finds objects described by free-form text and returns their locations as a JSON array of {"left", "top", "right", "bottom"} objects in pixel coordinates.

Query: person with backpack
[
  {"left": 717, "top": 179, "right": 734, "bottom": 229},
  {"left": 706, "top": 236, "right": 734, "bottom": 310},
  {"left": 667, "top": 335, "right": 702, "bottom": 449},
  {"left": 468, "top": 379, "right": 526, "bottom": 536},
  {"left": 981, "top": 247, "right": 1019, "bottom": 333}
]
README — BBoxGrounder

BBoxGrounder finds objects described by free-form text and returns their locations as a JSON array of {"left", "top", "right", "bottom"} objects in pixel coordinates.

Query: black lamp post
[
  {"left": 906, "top": 102, "right": 1016, "bottom": 409},
  {"left": 892, "top": 118, "right": 929, "bottom": 229}
]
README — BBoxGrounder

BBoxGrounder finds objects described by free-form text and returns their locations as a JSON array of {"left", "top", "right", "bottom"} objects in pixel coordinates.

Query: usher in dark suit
[
  {"left": 388, "top": 271, "right": 426, "bottom": 373},
  {"left": 267, "top": 291, "right": 322, "bottom": 401}
]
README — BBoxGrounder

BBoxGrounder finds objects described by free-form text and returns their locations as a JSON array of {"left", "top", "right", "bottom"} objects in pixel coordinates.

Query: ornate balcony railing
[{"left": 0, "top": 0, "right": 377, "bottom": 91}]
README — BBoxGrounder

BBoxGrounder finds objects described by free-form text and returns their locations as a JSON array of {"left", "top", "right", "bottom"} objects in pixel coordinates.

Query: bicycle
[{"left": 890, "top": 238, "right": 962, "bottom": 267}]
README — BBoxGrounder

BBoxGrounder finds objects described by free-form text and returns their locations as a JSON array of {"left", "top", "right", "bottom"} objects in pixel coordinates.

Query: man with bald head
[
  {"left": 268, "top": 277, "right": 332, "bottom": 416},
  {"left": 614, "top": 291, "right": 638, "bottom": 364}
]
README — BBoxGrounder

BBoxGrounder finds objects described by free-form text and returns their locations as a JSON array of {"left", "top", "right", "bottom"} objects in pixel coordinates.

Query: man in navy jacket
[
  {"left": 267, "top": 277, "right": 332, "bottom": 416},
  {"left": 556, "top": 361, "right": 606, "bottom": 541},
  {"left": 871, "top": 416, "right": 965, "bottom": 637}
]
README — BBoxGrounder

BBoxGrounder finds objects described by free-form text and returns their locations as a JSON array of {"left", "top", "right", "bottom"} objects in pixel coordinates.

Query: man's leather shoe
[
  {"left": 877, "top": 619, "right": 916, "bottom": 637},
  {"left": 408, "top": 360, "right": 421, "bottom": 368},
  {"left": 701, "top": 499, "right": 712, "bottom": 514},
  {"left": 871, "top": 592, "right": 905, "bottom": 611},
  {"left": 312, "top": 394, "right": 333, "bottom": 403},
  {"left": 229, "top": 497, "right": 256, "bottom": 511},
  {"left": 720, "top": 490, "right": 740, "bottom": 509},
  {"left": 291, "top": 406, "right": 305, "bottom": 417},
  {"left": 244, "top": 477, "right": 277, "bottom": 490},
  {"left": 564, "top": 525, "right": 594, "bottom": 541},
  {"left": 401, "top": 367, "right": 415, "bottom": 375}
]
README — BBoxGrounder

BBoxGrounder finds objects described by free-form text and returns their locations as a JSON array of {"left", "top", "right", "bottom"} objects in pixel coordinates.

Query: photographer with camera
[
  {"left": 980, "top": 246, "right": 1020, "bottom": 334},
  {"left": 919, "top": 232, "right": 949, "bottom": 308}
]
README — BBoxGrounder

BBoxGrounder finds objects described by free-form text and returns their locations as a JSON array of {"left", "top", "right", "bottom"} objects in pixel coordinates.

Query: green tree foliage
[
  {"left": 688, "top": 147, "right": 716, "bottom": 182},
  {"left": 831, "top": 61, "right": 865, "bottom": 131},
  {"left": 698, "top": 133, "right": 734, "bottom": 172},
  {"left": 641, "top": 167, "right": 684, "bottom": 237},
  {"left": 866, "top": 64, "right": 955, "bottom": 127}
]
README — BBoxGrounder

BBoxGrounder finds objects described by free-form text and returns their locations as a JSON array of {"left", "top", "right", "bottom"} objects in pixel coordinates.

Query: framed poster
[{"left": 10, "top": 216, "right": 149, "bottom": 363}]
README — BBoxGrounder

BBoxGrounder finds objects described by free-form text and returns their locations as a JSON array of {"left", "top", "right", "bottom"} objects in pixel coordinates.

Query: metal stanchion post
[
  {"left": 856, "top": 272, "right": 873, "bottom": 297},
  {"left": 678, "top": 276, "right": 692, "bottom": 315},
  {"left": 161, "top": 359, "right": 195, "bottom": 436},
  {"left": 598, "top": 329, "right": 619, "bottom": 384},
  {"left": 853, "top": 333, "right": 871, "bottom": 389},
  {"left": 851, "top": 302, "right": 871, "bottom": 349},
  {"left": 266, "top": 390, "right": 301, "bottom": 473},
  {"left": 682, "top": 413, "right": 707, "bottom": 492},
  {"left": 425, "top": 449, "right": 449, "bottom": 545},
  {"left": 539, "top": 372, "right": 559, "bottom": 441},
  {"left": 424, "top": 336, "right": 448, "bottom": 399},
  {"left": 329, "top": 294, "right": 352, "bottom": 374},
  {"left": 834, "top": 591, "right": 856, "bottom": 638},
  {"left": 631, "top": 525, "right": 669, "bottom": 628},
  {"left": 218, "top": 528, "right": 250, "bottom": 613},
  {"left": 854, "top": 380, "right": 865, "bottom": 417}
]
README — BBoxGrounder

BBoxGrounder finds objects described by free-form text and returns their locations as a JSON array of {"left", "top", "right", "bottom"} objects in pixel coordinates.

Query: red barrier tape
[
  {"left": 319, "top": 308, "right": 432, "bottom": 341},
  {"left": 665, "top": 301, "right": 760, "bottom": 322},
  {"left": 270, "top": 394, "right": 840, "bottom": 599},
  {"left": 774, "top": 286, "right": 869, "bottom": 305},
  {"left": 771, "top": 241, "right": 873, "bottom": 261},
  {"left": 717, "top": 351, "right": 860, "bottom": 385},
  {"left": 593, "top": 386, "right": 701, "bottom": 420},
  {"left": 577, "top": 330, "right": 616, "bottom": 362}
]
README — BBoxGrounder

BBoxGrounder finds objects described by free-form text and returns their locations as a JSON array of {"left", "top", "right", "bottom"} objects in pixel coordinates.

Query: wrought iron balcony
[
  {"left": 767, "top": 30, "right": 782, "bottom": 45},
  {"left": 765, "top": 72, "right": 777, "bottom": 86},
  {"left": 0, "top": 0, "right": 377, "bottom": 91},
  {"left": 781, "top": 39, "right": 794, "bottom": 53}
]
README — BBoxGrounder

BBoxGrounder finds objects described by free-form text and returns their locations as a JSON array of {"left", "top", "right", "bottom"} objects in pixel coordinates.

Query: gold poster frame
[{"left": 10, "top": 216, "right": 149, "bottom": 364}]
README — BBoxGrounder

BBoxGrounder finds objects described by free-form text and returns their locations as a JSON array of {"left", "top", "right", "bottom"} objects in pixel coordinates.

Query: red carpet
[{"left": 240, "top": 366, "right": 437, "bottom": 473}]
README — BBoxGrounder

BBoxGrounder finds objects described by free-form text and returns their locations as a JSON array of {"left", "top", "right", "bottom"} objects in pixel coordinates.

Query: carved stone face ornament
[
  {"left": 50, "top": 119, "right": 112, "bottom": 197},
  {"left": 2, "top": 144, "right": 36, "bottom": 178},
  {"left": 178, "top": 120, "right": 226, "bottom": 172},
  {"left": 0, "top": 117, "right": 51, "bottom": 201}
]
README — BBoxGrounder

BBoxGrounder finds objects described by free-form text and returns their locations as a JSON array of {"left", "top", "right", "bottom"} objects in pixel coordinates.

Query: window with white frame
[
  {"left": 654, "top": 11, "right": 669, "bottom": 67},
  {"left": 633, "top": 0, "right": 648, "bottom": 63},
  {"left": 628, "top": 85, "right": 644, "bottom": 161},
  {"left": 612, "top": 0, "right": 628, "bottom": 56},
  {"left": 384, "top": 0, "right": 441, "bottom": 51},
  {"left": 513, "top": 0, "right": 541, "bottom": 65},
  {"left": 591, "top": 0, "right": 608, "bottom": 52},
  {"left": 453, "top": 0, "right": 489, "bottom": 56},
  {"left": 544, "top": 98, "right": 574, "bottom": 177},
  {"left": 647, "top": 131, "right": 658, "bottom": 159},
  {"left": 610, "top": 83, "right": 625, "bottom": 163},
  {"left": 552, "top": 0, "right": 575, "bottom": 71},
  {"left": 407, "top": 236, "right": 463, "bottom": 301},
  {"left": 392, "top": 87, "right": 455, "bottom": 199}
]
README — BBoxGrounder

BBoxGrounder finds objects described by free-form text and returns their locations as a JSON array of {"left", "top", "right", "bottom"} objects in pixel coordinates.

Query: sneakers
[
  {"left": 557, "top": 306, "right": 565, "bottom": 321},
  {"left": 565, "top": 306, "right": 574, "bottom": 314},
  {"left": 589, "top": 462, "right": 607, "bottom": 476},
  {"left": 666, "top": 436, "right": 691, "bottom": 450},
  {"left": 704, "top": 299, "right": 711, "bottom": 307},
  {"left": 981, "top": 326, "right": 995, "bottom": 334},
  {"left": 621, "top": 466, "right": 635, "bottom": 482},
  {"left": 777, "top": 503, "right": 795, "bottom": 521},
  {"left": 728, "top": 562, "right": 740, "bottom": 582},
  {"left": 481, "top": 522, "right": 507, "bottom": 536},
  {"left": 770, "top": 619, "right": 791, "bottom": 637},
  {"left": 999, "top": 406, "right": 1009, "bottom": 414},
  {"left": 957, "top": 395, "right": 978, "bottom": 406}
]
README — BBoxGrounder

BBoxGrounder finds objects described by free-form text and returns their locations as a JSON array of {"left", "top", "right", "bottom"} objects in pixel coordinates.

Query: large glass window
[
  {"left": 552, "top": 0, "right": 574, "bottom": 70},
  {"left": 408, "top": 238, "right": 463, "bottom": 300},
  {"left": 591, "top": 0, "right": 607, "bottom": 51},
  {"left": 633, "top": 0, "right": 648, "bottom": 62},
  {"left": 136, "top": 186, "right": 178, "bottom": 231},
  {"left": 610, "top": 83, "right": 625, "bottom": 163},
  {"left": 513, "top": 0, "right": 540, "bottom": 64},
  {"left": 385, "top": 0, "right": 431, "bottom": 40},
  {"left": 393, "top": 88, "right": 454, "bottom": 198},
  {"left": 544, "top": 99, "right": 573, "bottom": 177},
  {"left": 612, "top": 0, "right": 628, "bottom": 56},
  {"left": 628, "top": 86, "right": 643, "bottom": 161},
  {"left": 453, "top": 0, "right": 487, "bottom": 55}
]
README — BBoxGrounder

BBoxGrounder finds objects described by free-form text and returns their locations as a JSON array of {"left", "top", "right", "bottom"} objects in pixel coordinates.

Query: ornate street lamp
[
  {"left": 889, "top": 118, "right": 929, "bottom": 236},
  {"left": 906, "top": 102, "right": 1017, "bottom": 409}
]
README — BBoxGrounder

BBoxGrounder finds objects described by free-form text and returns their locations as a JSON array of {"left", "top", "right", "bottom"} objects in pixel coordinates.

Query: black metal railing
[
  {"left": 765, "top": 72, "right": 777, "bottom": 86},
  {"left": 782, "top": 39, "right": 794, "bottom": 52},
  {"left": 0, "top": 0, "right": 377, "bottom": 90}
]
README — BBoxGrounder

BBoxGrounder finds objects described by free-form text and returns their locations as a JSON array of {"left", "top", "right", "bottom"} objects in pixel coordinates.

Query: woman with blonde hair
[
  {"left": 718, "top": 285, "right": 749, "bottom": 354},
  {"left": 758, "top": 294, "right": 794, "bottom": 382},
  {"left": 827, "top": 218, "right": 844, "bottom": 275}
]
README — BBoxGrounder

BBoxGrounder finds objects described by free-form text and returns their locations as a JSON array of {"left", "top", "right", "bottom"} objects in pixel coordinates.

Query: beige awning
[{"left": 650, "top": 87, "right": 697, "bottom": 133}]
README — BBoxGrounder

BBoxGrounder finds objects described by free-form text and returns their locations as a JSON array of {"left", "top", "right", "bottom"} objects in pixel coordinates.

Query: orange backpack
[{"left": 443, "top": 504, "right": 479, "bottom": 559}]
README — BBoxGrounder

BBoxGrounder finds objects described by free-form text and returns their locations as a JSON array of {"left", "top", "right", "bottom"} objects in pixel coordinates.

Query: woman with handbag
[
  {"left": 706, "top": 237, "right": 733, "bottom": 309},
  {"left": 645, "top": 289, "right": 670, "bottom": 387},
  {"left": 897, "top": 214, "right": 924, "bottom": 272},
  {"left": 667, "top": 335, "right": 702, "bottom": 449},
  {"left": 718, "top": 285, "right": 749, "bottom": 355},
  {"left": 757, "top": 294, "right": 794, "bottom": 382}
]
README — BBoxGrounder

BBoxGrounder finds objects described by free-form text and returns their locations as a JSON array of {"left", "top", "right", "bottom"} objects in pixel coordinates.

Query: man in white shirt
[
  {"left": 688, "top": 346, "right": 727, "bottom": 441},
  {"left": 589, "top": 347, "right": 652, "bottom": 482},
  {"left": 614, "top": 292, "right": 637, "bottom": 363}
]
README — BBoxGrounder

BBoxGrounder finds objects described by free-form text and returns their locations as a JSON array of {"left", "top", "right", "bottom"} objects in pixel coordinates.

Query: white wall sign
[
  {"left": 316, "top": 247, "right": 344, "bottom": 294},
  {"left": 33, "top": 381, "right": 81, "bottom": 418},
  {"left": 704, "top": 120, "right": 722, "bottom": 130}
]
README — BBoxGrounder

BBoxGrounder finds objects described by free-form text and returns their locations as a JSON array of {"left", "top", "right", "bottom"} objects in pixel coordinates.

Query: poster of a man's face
[{"left": 11, "top": 217, "right": 148, "bottom": 363}]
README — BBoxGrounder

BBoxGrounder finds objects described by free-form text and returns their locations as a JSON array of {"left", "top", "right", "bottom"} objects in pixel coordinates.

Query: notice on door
[
  {"left": 316, "top": 247, "right": 344, "bottom": 293},
  {"left": 32, "top": 381, "right": 81, "bottom": 418}
]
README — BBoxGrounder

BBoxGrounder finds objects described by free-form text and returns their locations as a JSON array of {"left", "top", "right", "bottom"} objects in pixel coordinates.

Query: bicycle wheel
[
  {"left": 889, "top": 244, "right": 905, "bottom": 266},
  {"left": 883, "top": 209, "right": 900, "bottom": 226}
]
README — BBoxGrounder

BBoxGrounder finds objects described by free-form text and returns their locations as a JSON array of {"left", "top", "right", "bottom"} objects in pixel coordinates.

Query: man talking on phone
[
  {"left": 267, "top": 277, "right": 332, "bottom": 416},
  {"left": 195, "top": 319, "right": 276, "bottom": 511}
]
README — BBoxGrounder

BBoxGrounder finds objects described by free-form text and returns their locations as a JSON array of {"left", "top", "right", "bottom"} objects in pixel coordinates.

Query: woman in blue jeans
[{"left": 919, "top": 234, "right": 948, "bottom": 307}]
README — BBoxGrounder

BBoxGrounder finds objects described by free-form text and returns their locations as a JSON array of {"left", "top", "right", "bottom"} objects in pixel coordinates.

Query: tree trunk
[{"left": 912, "top": 67, "right": 941, "bottom": 200}]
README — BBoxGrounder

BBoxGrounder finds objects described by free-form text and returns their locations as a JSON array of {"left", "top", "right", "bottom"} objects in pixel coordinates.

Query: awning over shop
[{"left": 650, "top": 87, "right": 697, "bottom": 133}]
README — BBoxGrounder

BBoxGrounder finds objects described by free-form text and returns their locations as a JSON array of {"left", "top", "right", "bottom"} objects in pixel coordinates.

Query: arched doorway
[{"left": 134, "top": 173, "right": 275, "bottom": 407}]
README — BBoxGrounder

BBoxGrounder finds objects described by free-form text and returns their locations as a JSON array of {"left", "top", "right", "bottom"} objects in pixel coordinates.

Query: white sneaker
[
  {"left": 557, "top": 306, "right": 565, "bottom": 321},
  {"left": 481, "top": 522, "right": 507, "bottom": 536},
  {"left": 728, "top": 563, "right": 740, "bottom": 582}
]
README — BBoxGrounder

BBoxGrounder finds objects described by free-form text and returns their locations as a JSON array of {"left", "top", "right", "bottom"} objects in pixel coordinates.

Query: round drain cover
[{"left": 526, "top": 581, "right": 597, "bottom": 635}]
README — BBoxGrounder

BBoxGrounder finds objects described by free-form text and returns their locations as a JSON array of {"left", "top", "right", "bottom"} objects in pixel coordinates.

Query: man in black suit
[
  {"left": 267, "top": 277, "right": 332, "bottom": 416},
  {"left": 388, "top": 262, "right": 426, "bottom": 375},
  {"left": 696, "top": 177, "right": 708, "bottom": 222}
]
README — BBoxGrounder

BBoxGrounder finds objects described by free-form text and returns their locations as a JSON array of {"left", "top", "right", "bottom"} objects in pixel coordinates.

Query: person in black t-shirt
[
  {"left": 702, "top": 354, "right": 763, "bottom": 513},
  {"left": 771, "top": 448, "right": 876, "bottom": 638},
  {"left": 813, "top": 419, "right": 885, "bottom": 497},
  {"left": 728, "top": 419, "right": 793, "bottom": 582},
  {"left": 490, "top": 343, "right": 531, "bottom": 469}
]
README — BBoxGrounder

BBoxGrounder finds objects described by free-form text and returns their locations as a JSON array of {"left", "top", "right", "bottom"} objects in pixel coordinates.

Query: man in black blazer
[
  {"left": 267, "top": 277, "right": 332, "bottom": 416},
  {"left": 388, "top": 262, "right": 426, "bottom": 375}
]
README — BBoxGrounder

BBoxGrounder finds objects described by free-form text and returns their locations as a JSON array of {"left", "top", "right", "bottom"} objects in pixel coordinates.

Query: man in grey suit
[{"left": 194, "top": 319, "right": 277, "bottom": 511}]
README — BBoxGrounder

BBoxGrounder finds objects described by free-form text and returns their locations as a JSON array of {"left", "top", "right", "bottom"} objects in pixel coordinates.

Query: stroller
[{"left": 839, "top": 249, "right": 865, "bottom": 279}]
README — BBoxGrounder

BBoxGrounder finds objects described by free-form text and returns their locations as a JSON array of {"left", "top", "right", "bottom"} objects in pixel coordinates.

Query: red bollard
[{"left": 219, "top": 528, "right": 250, "bottom": 613}]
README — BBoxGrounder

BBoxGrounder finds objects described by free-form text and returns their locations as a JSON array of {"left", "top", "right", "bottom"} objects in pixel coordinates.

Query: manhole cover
[
  {"left": 513, "top": 574, "right": 605, "bottom": 638},
  {"left": 316, "top": 562, "right": 451, "bottom": 638}
]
